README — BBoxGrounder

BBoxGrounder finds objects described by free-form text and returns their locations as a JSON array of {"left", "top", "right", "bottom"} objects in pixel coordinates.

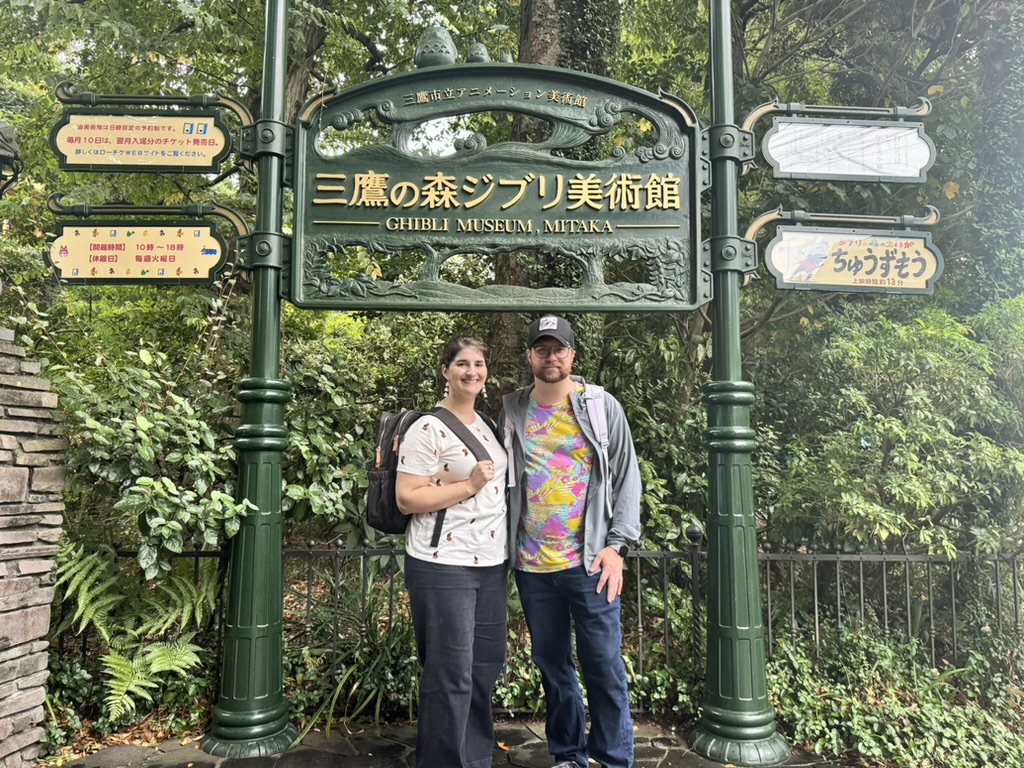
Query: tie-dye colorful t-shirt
[{"left": 516, "top": 392, "right": 593, "bottom": 572}]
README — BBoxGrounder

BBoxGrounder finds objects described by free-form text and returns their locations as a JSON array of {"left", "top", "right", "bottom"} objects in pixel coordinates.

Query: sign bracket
[
  {"left": 47, "top": 193, "right": 250, "bottom": 236},
  {"left": 55, "top": 81, "right": 253, "bottom": 128},
  {"left": 745, "top": 204, "right": 941, "bottom": 239},
  {"left": 705, "top": 125, "right": 756, "bottom": 164},
  {"left": 704, "top": 234, "right": 757, "bottom": 273},
  {"left": 239, "top": 120, "right": 293, "bottom": 187},
  {"left": 237, "top": 231, "right": 291, "bottom": 271},
  {"left": 741, "top": 96, "right": 932, "bottom": 133}
]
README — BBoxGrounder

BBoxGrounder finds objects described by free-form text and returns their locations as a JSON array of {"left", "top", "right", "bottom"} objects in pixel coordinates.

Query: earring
[
  {"left": 443, "top": 381, "right": 450, "bottom": 398},
  {"left": 482, "top": 384, "right": 488, "bottom": 400}
]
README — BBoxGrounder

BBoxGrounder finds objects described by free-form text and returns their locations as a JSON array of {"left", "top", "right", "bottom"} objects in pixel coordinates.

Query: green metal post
[
  {"left": 689, "top": 0, "right": 790, "bottom": 764},
  {"left": 201, "top": 0, "right": 297, "bottom": 757}
]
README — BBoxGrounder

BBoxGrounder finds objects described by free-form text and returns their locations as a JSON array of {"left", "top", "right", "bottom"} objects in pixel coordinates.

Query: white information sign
[{"left": 763, "top": 118, "right": 935, "bottom": 182}]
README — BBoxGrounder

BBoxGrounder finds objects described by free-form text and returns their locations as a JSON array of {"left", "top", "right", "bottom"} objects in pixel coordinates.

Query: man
[{"left": 501, "top": 315, "right": 641, "bottom": 768}]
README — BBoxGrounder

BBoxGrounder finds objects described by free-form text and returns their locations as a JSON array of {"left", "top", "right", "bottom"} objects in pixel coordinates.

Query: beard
[{"left": 535, "top": 365, "right": 569, "bottom": 384}]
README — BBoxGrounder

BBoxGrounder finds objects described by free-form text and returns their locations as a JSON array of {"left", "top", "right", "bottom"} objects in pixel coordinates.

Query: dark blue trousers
[
  {"left": 406, "top": 557, "right": 508, "bottom": 768},
  {"left": 516, "top": 566, "right": 634, "bottom": 768}
]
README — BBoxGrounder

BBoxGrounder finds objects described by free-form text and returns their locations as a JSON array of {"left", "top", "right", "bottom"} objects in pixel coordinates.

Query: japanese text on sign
[
  {"left": 46, "top": 222, "right": 226, "bottom": 283},
  {"left": 51, "top": 112, "right": 229, "bottom": 170},
  {"left": 765, "top": 227, "right": 943, "bottom": 294},
  {"left": 403, "top": 86, "right": 590, "bottom": 109},
  {"left": 311, "top": 170, "right": 682, "bottom": 215}
]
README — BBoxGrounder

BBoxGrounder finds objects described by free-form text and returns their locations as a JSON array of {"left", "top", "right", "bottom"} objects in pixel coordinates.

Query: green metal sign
[{"left": 291, "top": 63, "right": 707, "bottom": 311}]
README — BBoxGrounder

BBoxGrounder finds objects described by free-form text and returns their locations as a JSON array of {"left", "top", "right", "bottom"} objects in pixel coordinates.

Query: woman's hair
[{"left": 440, "top": 335, "right": 489, "bottom": 368}]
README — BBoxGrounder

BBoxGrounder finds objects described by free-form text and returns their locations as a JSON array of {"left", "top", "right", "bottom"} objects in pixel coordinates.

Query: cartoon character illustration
[
  {"left": 787, "top": 241, "right": 829, "bottom": 282},
  {"left": 58, "top": 245, "right": 69, "bottom": 260}
]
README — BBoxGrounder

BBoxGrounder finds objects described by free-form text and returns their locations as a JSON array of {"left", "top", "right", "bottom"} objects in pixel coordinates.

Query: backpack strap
[
  {"left": 427, "top": 408, "right": 493, "bottom": 548},
  {"left": 581, "top": 384, "right": 613, "bottom": 516},
  {"left": 583, "top": 384, "right": 609, "bottom": 454}
]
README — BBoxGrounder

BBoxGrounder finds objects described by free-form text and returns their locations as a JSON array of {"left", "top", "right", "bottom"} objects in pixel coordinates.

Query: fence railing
[
  {"left": 761, "top": 543, "right": 1024, "bottom": 667},
  {"left": 58, "top": 535, "right": 1024, "bottom": 701},
  {"left": 280, "top": 535, "right": 1023, "bottom": 671}
]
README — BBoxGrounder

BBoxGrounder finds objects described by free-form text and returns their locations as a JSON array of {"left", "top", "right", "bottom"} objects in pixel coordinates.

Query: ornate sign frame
[
  {"left": 290, "top": 63, "right": 707, "bottom": 312},
  {"left": 45, "top": 219, "right": 228, "bottom": 285}
]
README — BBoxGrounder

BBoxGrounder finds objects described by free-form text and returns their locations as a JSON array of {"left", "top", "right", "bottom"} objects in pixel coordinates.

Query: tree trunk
[{"left": 488, "top": 0, "right": 622, "bottom": 387}]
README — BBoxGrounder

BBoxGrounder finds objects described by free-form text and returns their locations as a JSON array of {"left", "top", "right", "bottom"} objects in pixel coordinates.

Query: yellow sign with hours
[{"left": 47, "top": 223, "right": 225, "bottom": 284}]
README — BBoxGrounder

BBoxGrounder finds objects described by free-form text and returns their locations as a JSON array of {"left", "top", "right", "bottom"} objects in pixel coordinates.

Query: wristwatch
[{"left": 615, "top": 544, "right": 629, "bottom": 558}]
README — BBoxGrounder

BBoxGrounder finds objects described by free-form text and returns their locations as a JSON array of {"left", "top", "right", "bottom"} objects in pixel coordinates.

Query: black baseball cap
[{"left": 527, "top": 315, "right": 575, "bottom": 348}]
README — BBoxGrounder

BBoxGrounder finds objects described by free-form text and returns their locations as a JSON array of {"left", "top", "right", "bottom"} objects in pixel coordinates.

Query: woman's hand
[{"left": 467, "top": 459, "right": 495, "bottom": 493}]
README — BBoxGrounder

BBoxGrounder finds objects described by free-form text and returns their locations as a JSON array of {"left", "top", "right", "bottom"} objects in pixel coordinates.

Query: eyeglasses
[{"left": 531, "top": 345, "right": 571, "bottom": 359}]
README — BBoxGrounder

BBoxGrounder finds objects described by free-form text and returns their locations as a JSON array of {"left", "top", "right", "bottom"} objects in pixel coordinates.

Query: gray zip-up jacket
[{"left": 501, "top": 376, "right": 642, "bottom": 572}]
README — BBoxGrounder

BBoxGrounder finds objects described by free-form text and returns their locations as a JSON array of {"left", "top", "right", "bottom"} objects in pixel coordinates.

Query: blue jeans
[
  {"left": 515, "top": 566, "right": 633, "bottom": 768},
  {"left": 406, "top": 557, "right": 508, "bottom": 768}
]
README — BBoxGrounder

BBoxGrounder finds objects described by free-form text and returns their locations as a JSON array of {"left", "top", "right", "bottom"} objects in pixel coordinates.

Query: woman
[{"left": 396, "top": 335, "right": 508, "bottom": 768}]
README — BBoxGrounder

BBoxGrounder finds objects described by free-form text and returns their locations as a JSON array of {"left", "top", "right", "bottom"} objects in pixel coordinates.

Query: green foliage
[
  {"left": 50, "top": 543, "right": 126, "bottom": 645},
  {"left": 41, "top": 656, "right": 103, "bottom": 756},
  {"left": 493, "top": 611, "right": 545, "bottom": 713},
  {"left": 285, "top": 559, "right": 420, "bottom": 733},
  {"left": 49, "top": 343, "right": 247, "bottom": 575},
  {"left": 770, "top": 624, "right": 1024, "bottom": 767},
  {"left": 46, "top": 542, "right": 220, "bottom": 750},
  {"left": 596, "top": 314, "right": 708, "bottom": 542},
  {"left": 757, "top": 306, "right": 1024, "bottom": 555}
]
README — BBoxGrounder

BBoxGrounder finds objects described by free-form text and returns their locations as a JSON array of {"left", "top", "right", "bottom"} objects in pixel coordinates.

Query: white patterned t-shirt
[{"left": 398, "top": 411, "right": 508, "bottom": 567}]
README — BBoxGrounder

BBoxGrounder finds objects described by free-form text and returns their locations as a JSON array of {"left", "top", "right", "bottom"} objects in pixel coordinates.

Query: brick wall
[{"left": 0, "top": 328, "right": 65, "bottom": 768}]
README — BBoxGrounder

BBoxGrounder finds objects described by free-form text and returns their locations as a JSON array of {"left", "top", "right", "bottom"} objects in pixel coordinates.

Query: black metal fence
[
  {"left": 272, "top": 534, "right": 1024, "bottom": 685},
  {"left": 60, "top": 535, "right": 1024, "bottom": 700},
  {"left": 761, "top": 543, "right": 1023, "bottom": 668}
]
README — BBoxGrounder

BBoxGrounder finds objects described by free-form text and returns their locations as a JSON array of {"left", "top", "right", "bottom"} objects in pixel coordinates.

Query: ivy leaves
[{"left": 55, "top": 345, "right": 247, "bottom": 578}]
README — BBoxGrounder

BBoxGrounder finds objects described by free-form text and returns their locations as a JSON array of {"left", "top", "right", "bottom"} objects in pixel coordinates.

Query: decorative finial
[
  {"left": 414, "top": 26, "right": 458, "bottom": 68},
  {"left": 466, "top": 42, "right": 490, "bottom": 63}
]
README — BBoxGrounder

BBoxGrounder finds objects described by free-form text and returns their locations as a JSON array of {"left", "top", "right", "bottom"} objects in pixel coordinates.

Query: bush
[{"left": 769, "top": 623, "right": 1024, "bottom": 767}]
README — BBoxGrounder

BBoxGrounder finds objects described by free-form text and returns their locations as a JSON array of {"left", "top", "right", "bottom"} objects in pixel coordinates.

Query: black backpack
[{"left": 366, "top": 407, "right": 497, "bottom": 545}]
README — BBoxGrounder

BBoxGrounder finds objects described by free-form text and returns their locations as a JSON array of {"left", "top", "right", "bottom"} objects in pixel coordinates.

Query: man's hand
[{"left": 590, "top": 546, "right": 625, "bottom": 602}]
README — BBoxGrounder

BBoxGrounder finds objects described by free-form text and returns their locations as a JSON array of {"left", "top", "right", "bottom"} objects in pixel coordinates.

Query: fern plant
[
  {"left": 50, "top": 542, "right": 126, "bottom": 644},
  {"left": 48, "top": 540, "right": 221, "bottom": 731},
  {"left": 102, "top": 636, "right": 205, "bottom": 720}
]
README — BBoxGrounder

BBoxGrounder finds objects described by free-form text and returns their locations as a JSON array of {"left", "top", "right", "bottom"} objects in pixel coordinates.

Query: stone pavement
[{"left": 48, "top": 720, "right": 844, "bottom": 768}]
